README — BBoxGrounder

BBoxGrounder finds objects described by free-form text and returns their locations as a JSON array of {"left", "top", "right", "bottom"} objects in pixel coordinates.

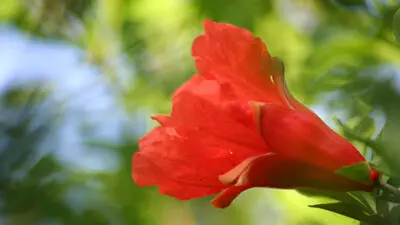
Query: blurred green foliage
[{"left": 0, "top": 0, "right": 400, "bottom": 224}]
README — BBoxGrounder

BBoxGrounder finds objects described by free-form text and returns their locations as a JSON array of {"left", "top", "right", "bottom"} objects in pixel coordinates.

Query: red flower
[{"left": 132, "top": 19, "right": 379, "bottom": 208}]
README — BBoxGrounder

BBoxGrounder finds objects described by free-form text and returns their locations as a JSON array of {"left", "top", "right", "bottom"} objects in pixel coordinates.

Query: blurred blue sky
[{"left": 0, "top": 26, "right": 126, "bottom": 171}]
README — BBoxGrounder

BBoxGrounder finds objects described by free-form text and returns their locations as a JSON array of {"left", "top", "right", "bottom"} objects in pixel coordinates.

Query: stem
[
  {"left": 377, "top": 180, "right": 396, "bottom": 225},
  {"left": 379, "top": 180, "right": 400, "bottom": 196}
]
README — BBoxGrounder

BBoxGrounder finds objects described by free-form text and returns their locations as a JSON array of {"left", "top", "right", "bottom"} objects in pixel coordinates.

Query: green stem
[
  {"left": 377, "top": 180, "right": 398, "bottom": 225},
  {"left": 379, "top": 180, "right": 400, "bottom": 197}
]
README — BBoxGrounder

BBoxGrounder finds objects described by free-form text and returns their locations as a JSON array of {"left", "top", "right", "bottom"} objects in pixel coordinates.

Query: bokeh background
[{"left": 0, "top": 0, "right": 399, "bottom": 224}]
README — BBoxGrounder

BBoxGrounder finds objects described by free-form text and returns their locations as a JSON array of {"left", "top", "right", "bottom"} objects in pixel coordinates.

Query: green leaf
[
  {"left": 309, "top": 202, "right": 379, "bottom": 224},
  {"left": 350, "top": 192, "right": 377, "bottom": 214},
  {"left": 390, "top": 205, "right": 400, "bottom": 225},
  {"left": 298, "top": 189, "right": 376, "bottom": 214},
  {"left": 335, "top": 161, "right": 372, "bottom": 184},
  {"left": 353, "top": 116, "right": 375, "bottom": 138},
  {"left": 394, "top": 8, "right": 400, "bottom": 43},
  {"left": 370, "top": 160, "right": 393, "bottom": 177},
  {"left": 375, "top": 116, "right": 400, "bottom": 176},
  {"left": 298, "top": 189, "right": 361, "bottom": 205},
  {"left": 334, "top": 119, "right": 378, "bottom": 151},
  {"left": 388, "top": 177, "right": 400, "bottom": 188}
]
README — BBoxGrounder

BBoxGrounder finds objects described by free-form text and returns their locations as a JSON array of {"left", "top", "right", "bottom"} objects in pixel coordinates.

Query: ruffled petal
[
  {"left": 133, "top": 127, "right": 226, "bottom": 199},
  {"left": 169, "top": 75, "right": 267, "bottom": 151},
  {"left": 132, "top": 75, "right": 269, "bottom": 200},
  {"left": 192, "top": 20, "right": 287, "bottom": 105}
]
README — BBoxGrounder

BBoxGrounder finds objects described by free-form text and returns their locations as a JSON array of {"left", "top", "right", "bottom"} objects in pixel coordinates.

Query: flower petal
[
  {"left": 218, "top": 154, "right": 272, "bottom": 186},
  {"left": 152, "top": 115, "right": 170, "bottom": 126},
  {"left": 132, "top": 75, "right": 269, "bottom": 200},
  {"left": 222, "top": 153, "right": 375, "bottom": 191},
  {"left": 270, "top": 57, "right": 313, "bottom": 112},
  {"left": 192, "top": 20, "right": 286, "bottom": 105},
  {"left": 211, "top": 185, "right": 251, "bottom": 208},
  {"left": 170, "top": 75, "right": 267, "bottom": 151},
  {"left": 259, "top": 104, "right": 366, "bottom": 170},
  {"left": 212, "top": 151, "right": 375, "bottom": 208},
  {"left": 133, "top": 127, "right": 226, "bottom": 200}
]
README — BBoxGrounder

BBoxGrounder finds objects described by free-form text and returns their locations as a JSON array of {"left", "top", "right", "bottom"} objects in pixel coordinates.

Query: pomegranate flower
[{"left": 132, "top": 19, "right": 379, "bottom": 208}]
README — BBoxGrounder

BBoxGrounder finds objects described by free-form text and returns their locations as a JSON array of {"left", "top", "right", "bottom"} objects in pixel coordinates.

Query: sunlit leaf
[
  {"left": 309, "top": 202, "right": 379, "bottom": 223},
  {"left": 297, "top": 189, "right": 360, "bottom": 205},
  {"left": 298, "top": 189, "right": 377, "bottom": 215},
  {"left": 353, "top": 116, "right": 375, "bottom": 138}
]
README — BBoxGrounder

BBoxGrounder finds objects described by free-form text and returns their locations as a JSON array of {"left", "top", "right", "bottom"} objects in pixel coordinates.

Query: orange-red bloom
[{"left": 132, "top": 19, "right": 379, "bottom": 208}]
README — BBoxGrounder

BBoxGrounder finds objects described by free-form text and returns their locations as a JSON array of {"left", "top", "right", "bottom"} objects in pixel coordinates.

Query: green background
[{"left": 0, "top": 0, "right": 399, "bottom": 224}]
